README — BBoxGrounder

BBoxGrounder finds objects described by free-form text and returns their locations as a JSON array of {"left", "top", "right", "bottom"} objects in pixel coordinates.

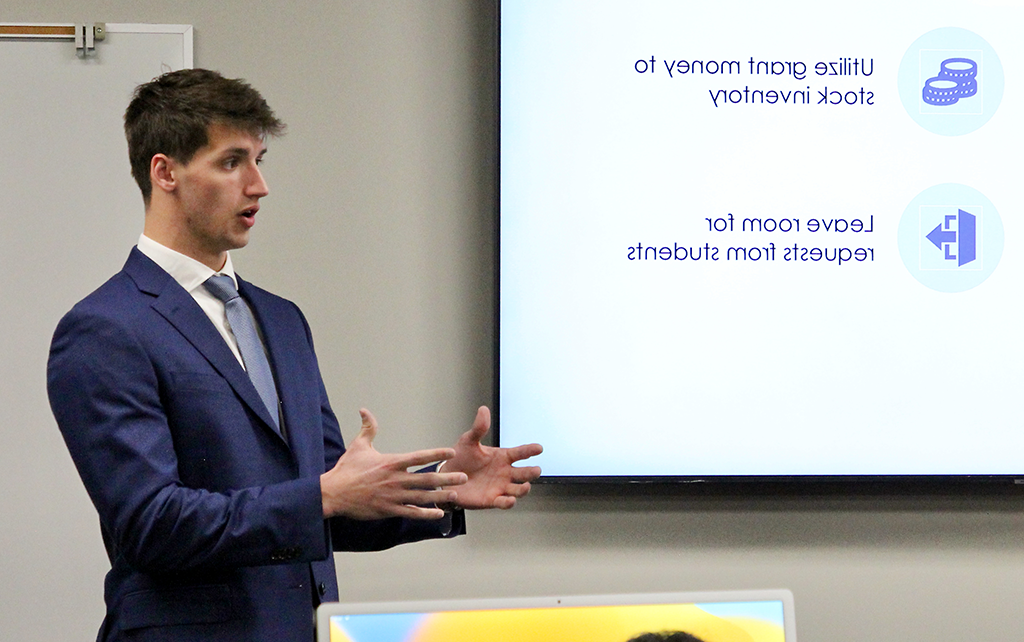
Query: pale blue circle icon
[
  {"left": 898, "top": 28, "right": 1004, "bottom": 135},
  {"left": 898, "top": 184, "right": 1003, "bottom": 293}
]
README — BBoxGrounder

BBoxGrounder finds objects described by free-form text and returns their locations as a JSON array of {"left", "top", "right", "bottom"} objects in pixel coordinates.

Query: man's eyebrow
[{"left": 222, "top": 146, "right": 268, "bottom": 158}]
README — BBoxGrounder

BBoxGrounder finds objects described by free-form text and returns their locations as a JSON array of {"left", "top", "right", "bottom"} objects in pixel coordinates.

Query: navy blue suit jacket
[{"left": 48, "top": 248, "right": 463, "bottom": 642}]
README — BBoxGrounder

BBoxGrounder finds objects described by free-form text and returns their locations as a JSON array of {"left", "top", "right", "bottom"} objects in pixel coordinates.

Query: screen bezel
[{"left": 490, "top": 0, "right": 1024, "bottom": 492}]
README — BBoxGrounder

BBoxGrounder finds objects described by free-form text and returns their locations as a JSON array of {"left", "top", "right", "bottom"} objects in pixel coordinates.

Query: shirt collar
[{"left": 136, "top": 234, "right": 238, "bottom": 293}]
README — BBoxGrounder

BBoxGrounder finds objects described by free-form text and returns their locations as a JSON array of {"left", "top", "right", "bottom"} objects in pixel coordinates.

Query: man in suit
[{"left": 47, "top": 68, "right": 542, "bottom": 642}]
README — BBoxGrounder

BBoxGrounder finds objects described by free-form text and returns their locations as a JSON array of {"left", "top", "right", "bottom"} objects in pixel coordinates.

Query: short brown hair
[{"left": 124, "top": 68, "right": 286, "bottom": 202}]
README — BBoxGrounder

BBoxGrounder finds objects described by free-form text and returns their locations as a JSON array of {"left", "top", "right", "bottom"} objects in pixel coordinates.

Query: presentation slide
[{"left": 498, "top": 0, "right": 1024, "bottom": 478}]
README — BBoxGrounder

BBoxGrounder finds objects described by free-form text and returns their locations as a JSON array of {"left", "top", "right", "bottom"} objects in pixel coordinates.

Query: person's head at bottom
[{"left": 627, "top": 632, "right": 706, "bottom": 642}]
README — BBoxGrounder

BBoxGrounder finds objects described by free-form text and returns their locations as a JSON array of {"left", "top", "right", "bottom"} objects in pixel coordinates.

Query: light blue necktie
[{"left": 203, "top": 274, "right": 281, "bottom": 434}]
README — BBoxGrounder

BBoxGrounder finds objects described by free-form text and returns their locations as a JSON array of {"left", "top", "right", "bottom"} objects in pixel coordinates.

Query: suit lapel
[{"left": 122, "top": 249, "right": 286, "bottom": 444}]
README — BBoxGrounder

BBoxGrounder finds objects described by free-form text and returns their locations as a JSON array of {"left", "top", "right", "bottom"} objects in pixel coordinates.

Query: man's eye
[{"left": 224, "top": 158, "right": 240, "bottom": 169}]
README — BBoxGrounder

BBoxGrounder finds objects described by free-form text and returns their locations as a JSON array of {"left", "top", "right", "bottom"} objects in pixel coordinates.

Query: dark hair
[
  {"left": 627, "top": 632, "right": 706, "bottom": 642},
  {"left": 124, "top": 68, "right": 286, "bottom": 202}
]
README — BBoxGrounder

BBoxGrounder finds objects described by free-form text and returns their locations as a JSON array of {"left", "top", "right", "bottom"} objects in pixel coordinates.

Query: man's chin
[{"left": 227, "top": 229, "right": 252, "bottom": 250}]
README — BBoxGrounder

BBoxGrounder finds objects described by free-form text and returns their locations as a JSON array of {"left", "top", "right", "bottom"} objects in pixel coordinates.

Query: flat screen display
[{"left": 497, "top": 0, "right": 1024, "bottom": 480}]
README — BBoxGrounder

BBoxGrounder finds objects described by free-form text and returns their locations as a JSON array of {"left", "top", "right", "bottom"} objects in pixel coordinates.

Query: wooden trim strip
[{"left": 0, "top": 25, "right": 76, "bottom": 38}]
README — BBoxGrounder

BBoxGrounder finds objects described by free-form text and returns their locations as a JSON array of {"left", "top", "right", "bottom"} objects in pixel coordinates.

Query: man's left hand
[{"left": 441, "top": 406, "right": 542, "bottom": 509}]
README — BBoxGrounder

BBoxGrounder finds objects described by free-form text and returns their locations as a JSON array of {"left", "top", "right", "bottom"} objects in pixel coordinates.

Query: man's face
[{"left": 171, "top": 122, "right": 269, "bottom": 267}]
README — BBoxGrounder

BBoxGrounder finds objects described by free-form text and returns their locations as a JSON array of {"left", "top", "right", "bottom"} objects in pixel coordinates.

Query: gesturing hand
[
  {"left": 441, "top": 406, "right": 543, "bottom": 510},
  {"left": 320, "top": 409, "right": 468, "bottom": 520}
]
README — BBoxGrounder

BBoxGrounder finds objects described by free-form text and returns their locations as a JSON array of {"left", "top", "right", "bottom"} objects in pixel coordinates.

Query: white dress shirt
[{"left": 136, "top": 234, "right": 247, "bottom": 369}]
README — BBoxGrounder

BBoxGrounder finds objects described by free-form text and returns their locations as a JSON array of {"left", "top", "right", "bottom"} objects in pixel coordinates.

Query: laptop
[{"left": 317, "top": 589, "right": 797, "bottom": 642}]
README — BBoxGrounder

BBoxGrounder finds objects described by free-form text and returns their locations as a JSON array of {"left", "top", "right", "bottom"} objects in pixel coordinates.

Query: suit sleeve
[
  {"left": 48, "top": 308, "right": 330, "bottom": 573},
  {"left": 293, "top": 308, "right": 467, "bottom": 552}
]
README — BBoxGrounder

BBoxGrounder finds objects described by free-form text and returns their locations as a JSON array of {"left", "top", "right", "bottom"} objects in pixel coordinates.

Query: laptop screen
[{"left": 317, "top": 590, "right": 796, "bottom": 642}]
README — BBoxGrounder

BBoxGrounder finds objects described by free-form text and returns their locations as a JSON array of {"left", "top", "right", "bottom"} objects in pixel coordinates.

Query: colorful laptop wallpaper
[{"left": 329, "top": 600, "right": 787, "bottom": 642}]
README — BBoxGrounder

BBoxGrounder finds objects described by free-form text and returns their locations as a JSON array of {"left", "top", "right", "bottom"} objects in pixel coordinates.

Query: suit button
[{"left": 318, "top": 582, "right": 327, "bottom": 596}]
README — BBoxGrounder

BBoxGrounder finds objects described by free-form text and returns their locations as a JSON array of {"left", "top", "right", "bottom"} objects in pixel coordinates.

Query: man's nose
[{"left": 248, "top": 166, "right": 269, "bottom": 198}]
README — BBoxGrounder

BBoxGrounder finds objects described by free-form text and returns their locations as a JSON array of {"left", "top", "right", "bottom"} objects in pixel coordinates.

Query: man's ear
[{"left": 150, "top": 154, "right": 178, "bottom": 195}]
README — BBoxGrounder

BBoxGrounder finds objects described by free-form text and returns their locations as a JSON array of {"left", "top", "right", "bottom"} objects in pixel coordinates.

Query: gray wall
[{"left": 3, "top": 2, "right": 1024, "bottom": 641}]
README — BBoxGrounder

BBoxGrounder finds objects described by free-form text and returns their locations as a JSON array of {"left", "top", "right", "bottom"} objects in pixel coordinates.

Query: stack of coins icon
[{"left": 922, "top": 58, "right": 978, "bottom": 105}]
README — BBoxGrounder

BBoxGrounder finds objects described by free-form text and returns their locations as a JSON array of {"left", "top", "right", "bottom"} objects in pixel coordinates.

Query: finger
[
  {"left": 353, "top": 408, "right": 379, "bottom": 445},
  {"left": 390, "top": 504, "right": 449, "bottom": 521},
  {"left": 504, "top": 481, "right": 532, "bottom": 498},
  {"left": 474, "top": 406, "right": 491, "bottom": 431},
  {"left": 456, "top": 406, "right": 491, "bottom": 446},
  {"left": 490, "top": 480, "right": 534, "bottom": 508},
  {"left": 397, "top": 488, "right": 459, "bottom": 509},
  {"left": 509, "top": 465, "right": 542, "bottom": 484},
  {"left": 457, "top": 423, "right": 488, "bottom": 448},
  {"left": 411, "top": 471, "right": 468, "bottom": 489},
  {"left": 391, "top": 447, "right": 458, "bottom": 470},
  {"left": 505, "top": 443, "right": 543, "bottom": 463},
  {"left": 492, "top": 495, "right": 517, "bottom": 510}
]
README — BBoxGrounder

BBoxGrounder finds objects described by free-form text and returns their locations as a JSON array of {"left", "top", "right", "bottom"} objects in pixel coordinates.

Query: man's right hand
[{"left": 320, "top": 408, "right": 467, "bottom": 520}]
